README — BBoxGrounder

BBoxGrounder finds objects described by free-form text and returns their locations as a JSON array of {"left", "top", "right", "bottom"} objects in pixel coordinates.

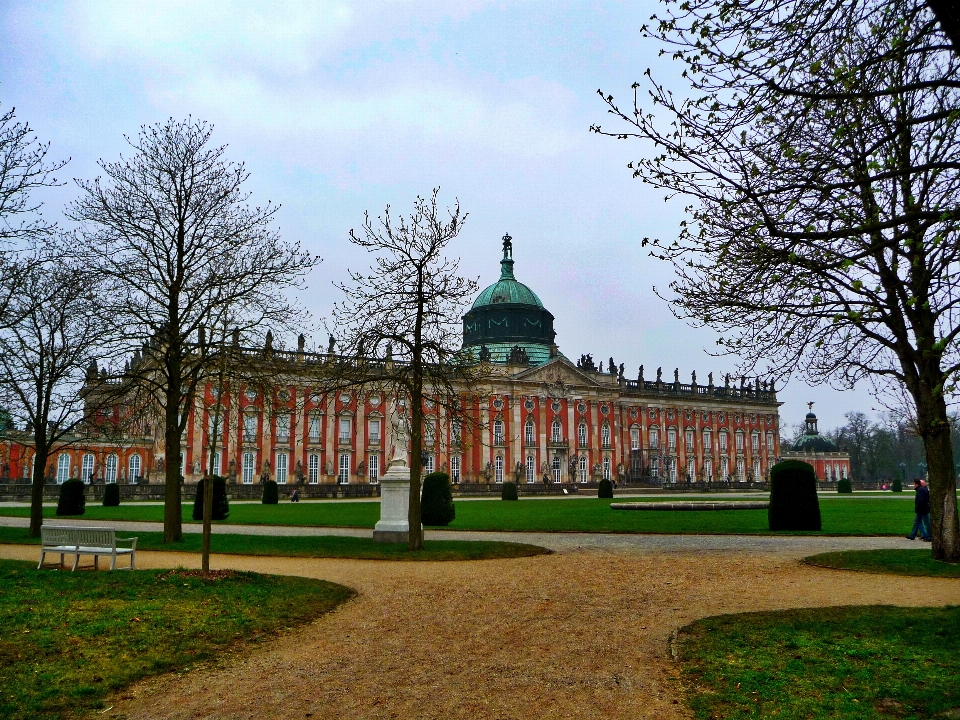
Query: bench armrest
[{"left": 117, "top": 537, "right": 138, "bottom": 551}]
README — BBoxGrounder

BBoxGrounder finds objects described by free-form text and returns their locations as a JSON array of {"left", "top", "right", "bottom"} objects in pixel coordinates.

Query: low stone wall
[
  {"left": 611, "top": 501, "right": 770, "bottom": 511},
  {"left": 0, "top": 481, "right": 381, "bottom": 502}
]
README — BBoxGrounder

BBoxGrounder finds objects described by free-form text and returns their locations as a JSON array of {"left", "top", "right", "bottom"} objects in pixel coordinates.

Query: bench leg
[
  {"left": 94, "top": 555, "right": 99, "bottom": 570},
  {"left": 37, "top": 551, "right": 45, "bottom": 570},
  {"left": 60, "top": 553, "right": 65, "bottom": 568},
  {"left": 110, "top": 553, "right": 116, "bottom": 571},
  {"left": 130, "top": 552, "right": 136, "bottom": 571},
  {"left": 72, "top": 552, "right": 79, "bottom": 572}
]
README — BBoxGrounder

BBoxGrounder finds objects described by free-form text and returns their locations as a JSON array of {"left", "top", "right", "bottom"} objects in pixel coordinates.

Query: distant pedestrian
[
  {"left": 906, "top": 479, "right": 931, "bottom": 541},
  {"left": 291, "top": 488, "right": 300, "bottom": 503}
]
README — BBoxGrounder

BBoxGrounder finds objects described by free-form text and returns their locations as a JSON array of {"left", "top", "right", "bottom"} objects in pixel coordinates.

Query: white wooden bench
[{"left": 38, "top": 526, "right": 138, "bottom": 571}]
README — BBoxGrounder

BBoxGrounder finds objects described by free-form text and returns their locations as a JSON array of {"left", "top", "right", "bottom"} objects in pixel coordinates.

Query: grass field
[
  {"left": 804, "top": 549, "right": 960, "bottom": 578},
  {"left": 679, "top": 605, "right": 960, "bottom": 719},
  {"left": 0, "top": 526, "right": 547, "bottom": 561},
  {"left": 0, "top": 559, "right": 352, "bottom": 720},
  {"left": 0, "top": 496, "right": 917, "bottom": 535}
]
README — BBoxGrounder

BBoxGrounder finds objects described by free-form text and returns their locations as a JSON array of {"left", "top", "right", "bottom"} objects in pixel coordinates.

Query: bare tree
[
  {"left": 0, "top": 258, "right": 116, "bottom": 536},
  {"left": 594, "top": 0, "right": 960, "bottom": 559},
  {"left": 332, "top": 189, "right": 478, "bottom": 550},
  {"left": 68, "top": 118, "right": 319, "bottom": 543}
]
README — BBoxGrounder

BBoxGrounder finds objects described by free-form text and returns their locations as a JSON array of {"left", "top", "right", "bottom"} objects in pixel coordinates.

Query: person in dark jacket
[{"left": 906, "top": 478, "right": 931, "bottom": 541}]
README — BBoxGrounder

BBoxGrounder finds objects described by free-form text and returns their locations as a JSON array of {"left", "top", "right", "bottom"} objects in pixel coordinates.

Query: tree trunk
[
  {"left": 28, "top": 436, "right": 48, "bottom": 538},
  {"left": 201, "top": 472, "right": 214, "bottom": 572},
  {"left": 923, "top": 420, "right": 960, "bottom": 561},
  {"left": 408, "top": 387, "right": 424, "bottom": 551},
  {"left": 163, "top": 382, "right": 183, "bottom": 543}
]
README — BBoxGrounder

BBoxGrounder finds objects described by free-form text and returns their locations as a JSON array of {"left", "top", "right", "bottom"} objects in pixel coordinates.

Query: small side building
[{"left": 780, "top": 405, "right": 850, "bottom": 482}]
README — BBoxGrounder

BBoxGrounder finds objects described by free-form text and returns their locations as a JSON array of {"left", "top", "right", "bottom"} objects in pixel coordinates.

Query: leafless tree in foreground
[
  {"left": 594, "top": 0, "right": 960, "bottom": 559},
  {"left": 332, "top": 189, "right": 478, "bottom": 550},
  {"left": 68, "top": 118, "right": 319, "bottom": 543}
]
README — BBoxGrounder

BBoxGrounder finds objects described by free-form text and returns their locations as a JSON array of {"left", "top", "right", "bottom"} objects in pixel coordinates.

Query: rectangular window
[
  {"left": 339, "top": 418, "right": 351, "bottom": 444},
  {"left": 369, "top": 419, "right": 381, "bottom": 444},
  {"left": 451, "top": 455, "right": 461, "bottom": 484},
  {"left": 705, "top": 461, "right": 713, "bottom": 480},
  {"left": 719, "top": 432, "right": 728, "bottom": 451},
  {"left": 369, "top": 453, "right": 380, "bottom": 483},
  {"left": 687, "top": 457, "right": 695, "bottom": 480},
  {"left": 425, "top": 424, "right": 436, "bottom": 447},
  {"left": 721, "top": 457, "right": 729, "bottom": 479},
  {"left": 207, "top": 413, "right": 220, "bottom": 440},
  {"left": 579, "top": 456, "right": 588, "bottom": 483},
  {"left": 242, "top": 452, "right": 255, "bottom": 484},
  {"left": 452, "top": 421, "right": 462, "bottom": 445},
  {"left": 578, "top": 423, "right": 588, "bottom": 447},
  {"left": 603, "top": 457, "right": 611, "bottom": 481},
  {"left": 526, "top": 421, "right": 536, "bottom": 446},
  {"left": 736, "top": 458, "right": 745, "bottom": 481},
  {"left": 753, "top": 459, "right": 761, "bottom": 481},
  {"left": 308, "top": 453, "right": 319, "bottom": 484},
  {"left": 703, "top": 430, "right": 712, "bottom": 451},
  {"left": 551, "top": 421, "right": 562, "bottom": 443},
  {"left": 650, "top": 429, "right": 659, "bottom": 448},
  {"left": 276, "top": 452, "right": 288, "bottom": 483},
  {"left": 736, "top": 433, "right": 744, "bottom": 451},
  {"left": 211, "top": 451, "right": 221, "bottom": 477},
  {"left": 630, "top": 427, "right": 640, "bottom": 450},
  {"left": 276, "top": 414, "right": 290, "bottom": 443},
  {"left": 495, "top": 455, "right": 504, "bottom": 483},
  {"left": 424, "top": 453, "right": 435, "bottom": 474},
  {"left": 651, "top": 457, "right": 659, "bottom": 478},
  {"left": 766, "top": 433, "right": 774, "bottom": 452},
  {"left": 526, "top": 455, "right": 535, "bottom": 483},
  {"left": 493, "top": 420, "right": 504, "bottom": 446},
  {"left": 752, "top": 433, "right": 759, "bottom": 451},
  {"left": 57, "top": 453, "right": 70, "bottom": 483},
  {"left": 685, "top": 430, "right": 694, "bottom": 449},
  {"left": 243, "top": 414, "right": 258, "bottom": 443},
  {"left": 338, "top": 453, "right": 350, "bottom": 484},
  {"left": 308, "top": 414, "right": 321, "bottom": 443},
  {"left": 667, "top": 429, "right": 677, "bottom": 451},
  {"left": 601, "top": 425, "right": 611, "bottom": 448}
]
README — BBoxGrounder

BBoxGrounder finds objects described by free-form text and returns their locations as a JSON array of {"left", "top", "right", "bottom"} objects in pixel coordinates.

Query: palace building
[{"left": 4, "top": 235, "right": 794, "bottom": 489}]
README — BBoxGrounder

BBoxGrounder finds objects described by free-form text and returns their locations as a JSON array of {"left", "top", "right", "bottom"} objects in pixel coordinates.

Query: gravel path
[{"left": 2, "top": 533, "right": 957, "bottom": 720}]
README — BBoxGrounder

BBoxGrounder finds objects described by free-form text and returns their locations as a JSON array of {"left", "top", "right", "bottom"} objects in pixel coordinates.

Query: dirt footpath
[{"left": 5, "top": 544, "right": 959, "bottom": 720}]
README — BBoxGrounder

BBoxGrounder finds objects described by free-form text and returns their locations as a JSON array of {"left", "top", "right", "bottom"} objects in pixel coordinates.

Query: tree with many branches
[
  {"left": 331, "top": 189, "right": 478, "bottom": 551},
  {"left": 68, "top": 118, "right": 319, "bottom": 543},
  {"left": 594, "top": 0, "right": 960, "bottom": 559}
]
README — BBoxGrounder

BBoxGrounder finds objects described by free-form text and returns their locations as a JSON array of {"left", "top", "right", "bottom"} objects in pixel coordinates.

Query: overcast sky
[{"left": 0, "top": 0, "right": 881, "bottom": 431}]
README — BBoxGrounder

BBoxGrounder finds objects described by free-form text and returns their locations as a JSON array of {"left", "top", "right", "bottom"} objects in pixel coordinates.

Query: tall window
[
  {"left": 753, "top": 459, "right": 761, "bottom": 481},
  {"left": 526, "top": 455, "right": 535, "bottom": 483},
  {"left": 495, "top": 455, "right": 504, "bottom": 483},
  {"left": 705, "top": 460, "right": 713, "bottom": 481},
  {"left": 703, "top": 429, "right": 712, "bottom": 451},
  {"left": 425, "top": 424, "right": 436, "bottom": 447},
  {"left": 669, "top": 457, "right": 677, "bottom": 482},
  {"left": 243, "top": 414, "right": 258, "bottom": 443},
  {"left": 721, "top": 457, "right": 729, "bottom": 479},
  {"left": 242, "top": 452, "right": 255, "bottom": 484},
  {"left": 752, "top": 433, "right": 759, "bottom": 451},
  {"left": 128, "top": 454, "right": 141, "bottom": 482},
  {"left": 369, "top": 453, "right": 379, "bottom": 483},
  {"left": 579, "top": 455, "right": 588, "bottom": 483},
  {"left": 81, "top": 453, "right": 94, "bottom": 483},
  {"left": 841, "top": 464, "right": 847, "bottom": 480},
  {"left": 630, "top": 427, "right": 640, "bottom": 450},
  {"left": 686, "top": 457, "right": 695, "bottom": 481},
  {"left": 649, "top": 428, "right": 659, "bottom": 448},
  {"left": 208, "top": 451, "right": 220, "bottom": 477},
  {"left": 275, "top": 452, "right": 288, "bottom": 483},
  {"left": 308, "top": 454, "right": 320, "bottom": 484},
  {"left": 601, "top": 424, "right": 611, "bottom": 448},
  {"left": 276, "top": 414, "right": 290, "bottom": 442},
  {"left": 105, "top": 454, "right": 118, "bottom": 483},
  {"left": 493, "top": 420, "right": 504, "bottom": 446},
  {"left": 57, "top": 453, "right": 70, "bottom": 483},
  {"left": 207, "top": 413, "right": 221, "bottom": 440},
  {"left": 308, "top": 413, "right": 321, "bottom": 443},
  {"left": 525, "top": 419, "right": 535, "bottom": 445},
  {"left": 766, "top": 433, "right": 775, "bottom": 452},
  {"left": 551, "top": 419, "right": 562, "bottom": 443},
  {"left": 338, "top": 453, "right": 350, "bottom": 484},
  {"left": 685, "top": 429, "right": 694, "bottom": 450},
  {"left": 339, "top": 418, "right": 351, "bottom": 444},
  {"left": 451, "top": 455, "right": 461, "bottom": 484},
  {"left": 369, "top": 419, "right": 381, "bottom": 444},
  {"left": 551, "top": 455, "right": 561, "bottom": 483},
  {"left": 451, "top": 421, "right": 461, "bottom": 445},
  {"left": 578, "top": 422, "right": 588, "bottom": 447},
  {"left": 719, "top": 432, "right": 728, "bottom": 452},
  {"left": 603, "top": 456, "right": 611, "bottom": 481},
  {"left": 651, "top": 457, "right": 659, "bottom": 478},
  {"left": 736, "top": 458, "right": 745, "bottom": 481},
  {"left": 735, "top": 432, "right": 744, "bottom": 451},
  {"left": 423, "top": 453, "right": 434, "bottom": 474},
  {"left": 667, "top": 429, "right": 677, "bottom": 451}
]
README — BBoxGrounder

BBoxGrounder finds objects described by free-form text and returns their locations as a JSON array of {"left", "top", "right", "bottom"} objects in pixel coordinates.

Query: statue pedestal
[{"left": 373, "top": 459, "right": 419, "bottom": 543}]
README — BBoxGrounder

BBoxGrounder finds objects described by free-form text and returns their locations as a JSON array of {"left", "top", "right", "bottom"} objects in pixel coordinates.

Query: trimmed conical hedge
[
  {"left": 598, "top": 478, "right": 614, "bottom": 498},
  {"left": 102, "top": 483, "right": 120, "bottom": 507},
  {"left": 192, "top": 476, "right": 230, "bottom": 520},
  {"left": 422, "top": 472, "right": 456, "bottom": 525},
  {"left": 501, "top": 481, "right": 518, "bottom": 501},
  {"left": 768, "top": 460, "right": 821, "bottom": 531},
  {"left": 262, "top": 480, "right": 279, "bottom": 505},
  {"left": 56, "top": 479, "right": 86, "bottom": 516}
]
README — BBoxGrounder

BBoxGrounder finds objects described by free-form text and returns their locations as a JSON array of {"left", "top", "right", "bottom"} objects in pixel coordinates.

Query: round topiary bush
[
  {"left": 56, "top": 479, "right": 86, "bottom": 516},
  {"left": 192, "top": 476, "right": 230, "bottom": 520},
  {"left": 837, "top": 477, "right": 853, "bottom": 494},
  {"left": 422, "top": 472, "right": 456, "bottom": 525},
  {"left": 598, "top": 478, "right": 614, "bottom": 498},
  {"left": 768, "top": 460, "right": 821, "bottom": 531},
  {"left": 501, "top": 481, "right": 518, "bottom": 501},
  {"left": 102, "top": 483, "right": 120, "bottom": 507},
  {"left": 261, "top": 480, "right": 279, "bottom": 505},
  {"left": 892, "top": 476, "right": 903, "bottom": 493}
]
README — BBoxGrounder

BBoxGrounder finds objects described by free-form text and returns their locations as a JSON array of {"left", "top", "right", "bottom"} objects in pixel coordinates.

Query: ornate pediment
[{"left": 512, "top": 358, "right": 601, "bottom": 388}]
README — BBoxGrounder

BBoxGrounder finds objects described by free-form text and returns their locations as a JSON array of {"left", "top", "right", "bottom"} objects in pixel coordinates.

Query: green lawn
[
  {"left": 0, "top": 496, "right": 916, "bottom": 535},
  {"left": 679, "top": 605, "right": 960, "bottom": 719},
  {"left": 0, "top": 526, "right": 547, "bottom": 561},
  {"left": 0, "top": 559, "right": 352, "bottom": 720},
  {"left": 804, "top": 549, "right": 960, "bottom": 578}
]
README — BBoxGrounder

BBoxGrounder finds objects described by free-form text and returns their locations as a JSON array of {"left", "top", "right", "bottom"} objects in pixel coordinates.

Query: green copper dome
[{"left": 471, "top": 240, "right": 544, "bottom": 309}]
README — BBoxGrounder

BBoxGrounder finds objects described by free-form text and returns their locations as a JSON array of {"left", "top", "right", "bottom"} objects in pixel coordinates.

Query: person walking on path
[{"left": 906, "top": 478, "right": 932, "bottom": 541}]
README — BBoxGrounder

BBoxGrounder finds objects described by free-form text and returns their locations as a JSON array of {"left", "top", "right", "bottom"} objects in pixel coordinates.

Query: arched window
[
  {"left": 551, "top": 419, "right": 562, "bottom": 443},
  {"left": 81, "top": 454, "right": 94, "bottom": 483},
  {"left": 705, "top": 460, "right": 713, "bottom": 481},
  {"left": 686, "top": 457, "right": 695, "bottom": 481},
  {"left": 736, "top": 458, "right": 745, "bottom": 481},
  {"left": 493, "top": 419, "right": 504, "bottom": 446},
  {"left": 451, "top": 455, "right": 461, "bottom": 483},
  {"left": 721, "top": 457, "right": 729, "bottom": 479},
  {"left": 578, "top": 422, "right": 588, "bottom": 447},
  {"left": 495, "top": 455, "right": 504, "bottom": 483},
  {"left": 243, "top": 414, "right": 258, "bottom": 443},
  {"left": 128, "top": 454, "right": 141, "bottom": 482},
  {"left": 338, "top": 453, "right": 351, "bottom": 484},
  {"left": 753, "top": 459, "right": 761, "bottom": 481},
  {"left": 601, "top": 424, "right": 611, "bottom": 448},
  {"left": 368, "top": 453, "right": 380, "bottom": 483},
  {"left": 630, "top": 426, "right": 640, "bottom": 450},
  {"left": 526, "top": 455, "right": 536, "bottom": 483},
  {"left": 308, "top": 454, "right": 320, "bottom": 484},
  {"left": 57, "top": 453, "right": 70, "bottom": 483},
  {"left": 603, "top": 456, "right": 611, "bottom": 480},
  {"left": 551, "top": 455, "right": 561, "bottom": 483},
  {"left": 579, "top": 455, "right": 588, "bottom": 483},
  {"left": 275, "top": 452, "right": 288, "bottom": 483},
  {"left": 525, "top": 419, "right": 535, "bottom": 445},
  {"left": 105, "top": 454, "right": 118, "bottom": 483}
]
